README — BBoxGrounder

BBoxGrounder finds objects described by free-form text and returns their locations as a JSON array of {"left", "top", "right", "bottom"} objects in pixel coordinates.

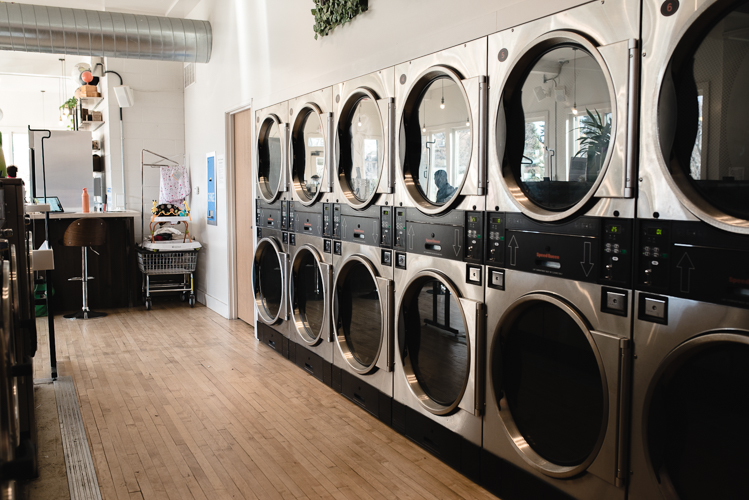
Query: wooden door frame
[{"left": 225, "top": 100, "right": 253, "bottom": 320}]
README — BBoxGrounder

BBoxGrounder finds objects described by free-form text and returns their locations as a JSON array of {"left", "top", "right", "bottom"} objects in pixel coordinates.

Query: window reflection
[
  {"left": 513, "top": 46, "right": 612, "bottom": 211},
  {"left": 295, "top": 112, "right": 325, "bottom": 200},
  {"left": 259, "top": 120, "right": 283, "bottom": 197},
  {"left": 414, "top": 78, "right": 471, "bottom": 205},
  {"left": 346, "top": 97, "right": 382, "bottom": 202}
]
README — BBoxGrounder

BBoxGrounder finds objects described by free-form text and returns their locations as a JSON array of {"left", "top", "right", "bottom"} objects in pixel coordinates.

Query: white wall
[
  {"left": 183, "top": 0, "right": 590, "bottom": 318},
  {"left": 100, "top": 58, "right": 185, "bottom": 240}
]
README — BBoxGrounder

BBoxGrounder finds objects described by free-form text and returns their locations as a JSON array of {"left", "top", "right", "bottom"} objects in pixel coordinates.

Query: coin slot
[
  {"left": 536, "top": 260, "right": 562, "bottom": 270},
  {"left": 425, "top": 243, "right": 442, "bottom": 252}
]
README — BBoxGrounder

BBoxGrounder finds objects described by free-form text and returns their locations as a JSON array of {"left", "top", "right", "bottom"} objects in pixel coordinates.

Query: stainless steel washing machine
[
  {"left": 394, "top": 38, "right": 487, "bottom": 216},
  {"left": 485, "top": 0, "right": 639, "bottom": 274},
  {"left": 635, "top": 0, "right": 749, "bottom": 307},
  {"left": 630, "top": 292, "right": 749, "bottom": 500},
  {"left": 391, "top": 209, "right": 485, "bottom": 482},
  {"left": 331, "top": 204, "right": 395, "bottom": 425},
  {"left": 288, "top": 231, "right": 334, "bottom": 385},
  {"left": 629, "top": 4, "right": 749, "bottom": 495},
  {"left": 254, "top": 101, "right": 292, "bottom": 355},
  {"left": 334, "top": 68, "right": 395, "bottom": 211},
  {"left": 483, "top": 268, "right": 631, "bottom": 500}
]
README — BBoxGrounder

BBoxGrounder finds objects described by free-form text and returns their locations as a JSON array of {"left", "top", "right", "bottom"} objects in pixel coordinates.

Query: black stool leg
[{"left": 65, "top": 246, "right": 107, "bottom": 319}]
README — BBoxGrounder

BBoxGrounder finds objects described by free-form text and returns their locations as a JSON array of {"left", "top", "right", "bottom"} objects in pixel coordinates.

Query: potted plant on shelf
[{"left": 60, "top": 97, "right": 78, "bottom": 130}]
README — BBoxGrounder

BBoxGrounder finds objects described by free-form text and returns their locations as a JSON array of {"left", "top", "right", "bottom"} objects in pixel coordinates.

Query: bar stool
[{"left": 63, "top": 218, "right": 107, "bottom": 319}]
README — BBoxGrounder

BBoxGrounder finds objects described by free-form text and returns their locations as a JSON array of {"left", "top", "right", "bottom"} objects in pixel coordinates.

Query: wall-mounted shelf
[
  {"left": 79, "top": 120, "right": 105, "bottom": 132},
  {"left": 79, "top": 96, "right": 104, "bottom": 111}
]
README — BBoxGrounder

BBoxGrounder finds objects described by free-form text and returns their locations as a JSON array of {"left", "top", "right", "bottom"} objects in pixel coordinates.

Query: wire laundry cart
[{"left": 137, "top": 246, "right": 199, "bottom": 309}]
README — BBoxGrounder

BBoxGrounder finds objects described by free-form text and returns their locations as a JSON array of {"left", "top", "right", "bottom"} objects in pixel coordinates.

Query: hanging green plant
[
  {"left": 60, "top": 97, "right": 78, "bottom": 130},
  {"left": 312, "top": 0, "right": 368, "bottom": 40}
]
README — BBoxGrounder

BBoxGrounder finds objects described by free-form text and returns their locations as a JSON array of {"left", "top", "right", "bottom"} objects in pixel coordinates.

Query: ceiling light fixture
[{"left": 572, "top": 48, "right": 578, "bottom": 115}]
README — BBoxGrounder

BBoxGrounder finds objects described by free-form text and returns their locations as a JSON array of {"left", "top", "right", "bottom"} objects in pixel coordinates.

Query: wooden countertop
[{"left": 27, "top": 209, "right": 140, "bottom": 220}]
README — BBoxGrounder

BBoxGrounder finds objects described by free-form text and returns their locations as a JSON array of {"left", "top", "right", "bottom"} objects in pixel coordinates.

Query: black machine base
[
  {"left": 480, "top": 449, "right": 575, "bottom": 500},
  {"left": 257, "top": 323, "right": 290, "bottom": 359},
  {"left": 63, "top": 310, "right": 108, "bottom": 320},
  {"left": 339, "top": 371, "right": 392, "bottom": 426},
  {"left": 392, "top": 401, "right": 481, "bottom": 483},
  {"left": 293, "top": 344, "right": 332, "bottom": 387}
]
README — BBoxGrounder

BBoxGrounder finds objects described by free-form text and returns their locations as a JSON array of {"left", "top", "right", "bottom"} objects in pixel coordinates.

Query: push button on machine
[
  {"left": 606, "top": 291, "right": 626, "bottom": 312},
  {"left": 644, "top": 297, "right": 666, "bottom": 319},
  {"left": 466, "top": 265, "right": 482, "bottom": 286},
  {"left": 491, "top": 270, "right": 504, "bottom": 288}
]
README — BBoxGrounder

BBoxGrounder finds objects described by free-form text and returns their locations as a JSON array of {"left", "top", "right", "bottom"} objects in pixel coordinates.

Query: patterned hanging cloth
[{"left": 159, "top": 164, "right": 191, "bottom": 205}]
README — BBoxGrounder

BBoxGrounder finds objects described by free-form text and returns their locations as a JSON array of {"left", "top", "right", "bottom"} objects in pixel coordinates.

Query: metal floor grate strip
[{"left": 54, "top": 376, "right": 103, "bottom": 500}]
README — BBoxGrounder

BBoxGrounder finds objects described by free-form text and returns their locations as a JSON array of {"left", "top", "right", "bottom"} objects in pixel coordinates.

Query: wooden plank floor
[{"left": 33, "top": 302, "right": 498, "bottom": 500}]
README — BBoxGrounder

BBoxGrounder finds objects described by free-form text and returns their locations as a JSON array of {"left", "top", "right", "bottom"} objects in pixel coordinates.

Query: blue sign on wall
[{"left": 207, "top": 153, "right": 217, "bottom": 226}]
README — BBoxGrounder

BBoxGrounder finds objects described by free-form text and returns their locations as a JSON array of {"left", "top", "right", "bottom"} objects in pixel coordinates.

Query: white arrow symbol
[
  {"left": 342, "top": 219, "right": 347, "bottom": 239},
  {"left": 580, "top": 241, "right": 594, "bottom": 277},
  {"left": 408, "top": 225, "right": 415, "bottom": 251},
  {"left": 508, "top": 235, "right": 519, "bottom": 266},
  {"left": 373, "top": 220, "right": 378, "bottom": 243},
  {"left": 677, "top": 252, "right": 695, "bottom": 293},
  {"left": 453, "top": 229, "right": 461, "bottom": 256}
]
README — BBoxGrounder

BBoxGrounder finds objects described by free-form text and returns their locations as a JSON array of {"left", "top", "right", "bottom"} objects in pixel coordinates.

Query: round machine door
[
  {"left": 399, "top": 66, "right": 476, "bottom": 214},
  {"left": 644, "top": 332, "right": 749, "bottom": 500},
  {"left": 333, "top": 255, "right": 391, "bottom": 374},
  {"left": 497, "top": 32, "right": 625, "bottom": 221},
  {"left": 291, "top": 245, "right": 330, "bottom": 345},
  {"left": 252, "top": 238, "right": 287, "bottom": 325},
  {"left": 291, "top": 104, "right": 327, "bottom": 205},
  {"left": 657, "top": 1, "right": 749, "bottom": 233},
  {"left": 491, "top": 294, "right": 608, "bottom": 477},
  {"left": 337, "top": 88, "right": 386, "bottom": 209},
  {"left": 398, "top": 271, "right": 480, "bottom": 416},
  {"left": 256, "top": 114, "right": 286, "bottom": 202}
]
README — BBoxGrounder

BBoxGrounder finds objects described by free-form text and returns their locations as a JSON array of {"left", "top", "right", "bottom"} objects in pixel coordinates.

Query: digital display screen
[
  {"left": 646, "top": 227, "right": 664, "bottom": 236},
  {"left": 493, "top": 217, "right": 502, "bottom": 224},
  {"left": 606, "top": 225, "right": 621, "bottom": 233},
  {"left": 383, "top": 210, "right": 389, "bottom": 215},
  {"left": 469, "top": 216, "right": 478, "bottom": 223}
]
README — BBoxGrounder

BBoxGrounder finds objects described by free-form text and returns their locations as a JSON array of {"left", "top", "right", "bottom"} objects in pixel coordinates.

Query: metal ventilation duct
[{"left": 0, "top": 2, "right": 212, "bottom": 63}]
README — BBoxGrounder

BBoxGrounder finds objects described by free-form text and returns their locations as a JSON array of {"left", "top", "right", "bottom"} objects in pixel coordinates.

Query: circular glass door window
[
  {"left": 292, "top": 108, "right": 326, "bottom": 202},
  {"left": 334, "top": 260, "right": 382, "bottom": 369},
  {"left": 662, "top": 1, "right": 749, "bottom": 220},
  {"left": 257, "top": 117, "right": 284, "bottom": 200},
  {"left": 339, "top": 95, "right": 383, "bottom": 204},
  {"left": 503, "top": 45, "right": 612, "bottom": 211},
  {"left": 292, "top": 249, "right": 325, "bottom": 342},
  {"left": 495, "top": 301, "right": 604, "bottom": 466},
  {"left": 402, "top": 75, "right": 472, "bottom": 208},
  {"left": 253, "top": 242, "right": 283, "bottom": 320},
  {"left": 647, "top": 341, "right": 749, "bottom": 500},
  {"left": 400, "top": 277, "right": 469, "bottom": 409}
]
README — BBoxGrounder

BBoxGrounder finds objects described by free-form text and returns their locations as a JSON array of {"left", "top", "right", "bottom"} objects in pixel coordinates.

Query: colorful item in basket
[{"left": 153, "top": 203, "right": 182, "bottom": 217}]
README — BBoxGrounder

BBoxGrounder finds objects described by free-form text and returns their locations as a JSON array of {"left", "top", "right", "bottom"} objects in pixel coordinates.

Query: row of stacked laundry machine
[{"left": 252, "top": 0, "right": 749, "bottom": 498}]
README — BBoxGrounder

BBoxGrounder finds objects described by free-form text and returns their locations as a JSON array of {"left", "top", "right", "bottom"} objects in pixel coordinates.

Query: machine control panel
[
  {"left": 486, "top": 212, "right": 506, "bottom": 265},
  {"left": 323, "top": 203, "right": 333, "bottom": 237},
  {"left": 499, "top": 214, "right": 633, "bottom": 287},
  {"left": 394, "top": 208, "right": 407, "bottom": 251},
  {"left": 636, "top": 220, "right": 749, "bottom": 309},
  {"left": 392, "top": 208, "right": 482, "bottom": 264},
  {"left": 292, "top": 204, "right": 323, "bottom": 237},
  {"left": 288, "top": 201, "right": 296, "bottom": 232},
  {"left": 332, "top": 204, "right": 342, "bottom": 240},
  {"left": 380, "top": 207, "right": 393, "bottom": 248},
  {"left": 256, "top": 202, "right": 281, "bottom": 230},
  {"left": 281, "top": 201, "right": 289, "bottom": 230}
]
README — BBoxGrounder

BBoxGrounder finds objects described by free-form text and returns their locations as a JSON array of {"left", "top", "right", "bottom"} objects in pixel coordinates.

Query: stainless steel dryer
[
  {"left": 334, "top": 68, "right": 395, "bottom": 211},
  {"left": 485, "top": 0, "right": 639, "bottom": 270},
  {"left": 630, "top": 293, "right": 749, "bottom": 500},
  {"left": 394, "top": 38, "right": 487, "bottom": 216},
  {"left": 483, "top": 267, "right": 631, "bottom": 500},
  {"left": 391, "top": 209, "right": 485, "bottom": 482},
  {"left": 288, "top": 231, "right": 334, "bottom": 386},
  {"left": 629, "top": 5, "right": 749, "bottom": 496},
  {"left": 331, "top": 204, "right": 395, "bottom": 425},
  {"left": 254, "top": 101, "right": 292, "bottom": 355}
]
